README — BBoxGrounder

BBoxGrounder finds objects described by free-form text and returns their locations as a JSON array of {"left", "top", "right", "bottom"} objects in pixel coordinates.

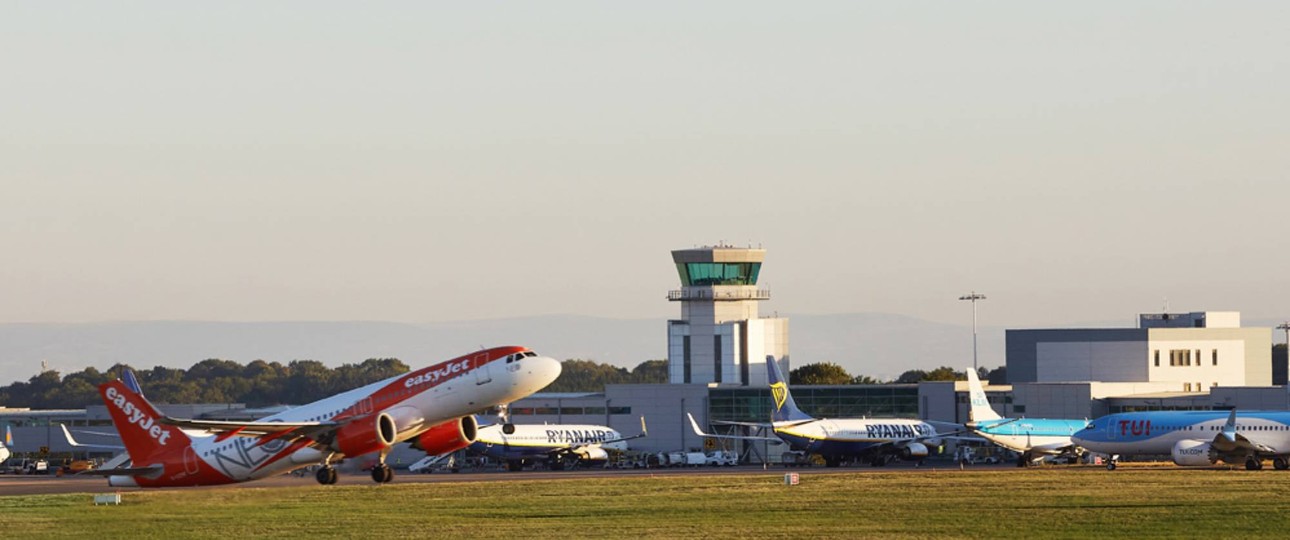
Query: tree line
[
  {"left": 791, "top": 363, "right": 1007, "bottom": 385},
  {"left": 0, "top": 358, "right": 411, "bottom": 409},
  {"left": 0, "top": 357, "right": 1004, "bottom": 410}
]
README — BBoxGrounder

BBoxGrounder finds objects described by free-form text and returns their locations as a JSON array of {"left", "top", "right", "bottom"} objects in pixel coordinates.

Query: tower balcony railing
[{"left": 667, "top": 288, "right": 771, "bottom": 301}]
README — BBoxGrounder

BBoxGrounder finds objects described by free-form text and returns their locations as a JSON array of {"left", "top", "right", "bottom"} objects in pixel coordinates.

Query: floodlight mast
[{"left": 959, "top": 292, "right": 987, "bottom": 373}]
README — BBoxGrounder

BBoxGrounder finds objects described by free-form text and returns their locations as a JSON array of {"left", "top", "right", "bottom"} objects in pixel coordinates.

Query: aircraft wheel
[
  {"left": 316, "top": 466, "right": 337, "bottom": 485},
  {"left": 1275, "top": 457, "right": 1289, "bottom": 470},
  {"left": 1017, "top": 454, "right": 1028, "bottom": 468},
  {"left": 1246, "top": 457, "right": 1262, "bottom": 471},
  {"left": 502, "top": 423, "right": 515, "bottom": 435},
  {"left": 1106, "top": 461, "right": 1116, "bottom": 471},
  {"left": 371, "top": 463, "right": 393, "bottom": 483}
]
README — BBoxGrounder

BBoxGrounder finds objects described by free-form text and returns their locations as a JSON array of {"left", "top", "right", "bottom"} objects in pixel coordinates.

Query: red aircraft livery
[{"left": 88, "top": 346, "right": 561, "bottom": 487}]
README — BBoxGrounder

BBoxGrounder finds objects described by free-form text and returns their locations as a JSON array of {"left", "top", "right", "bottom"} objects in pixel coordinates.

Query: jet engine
[
  {"left": 410, "top": 416, "right": 478, "bottom": 456},
  {"left": 900, "top": 442, "right": 929, "bottom": 460},
  {"left": 1171, "top": 439, "right": 1217, "bottom": 467},
  {"left": 332, "top": 413, "right": 397, "bottom": 457},
  {"left": 573, "top": 446, "right": 610, "bottom": 461}
]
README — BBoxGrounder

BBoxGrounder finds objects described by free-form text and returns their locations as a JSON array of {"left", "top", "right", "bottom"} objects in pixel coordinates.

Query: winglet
[
  {"left": 687, "top": 413, "right": 714, "bottom": 437},
  {"left": 60, "top": 424, "right": 82, "bottom": 447},
  {"left": 1222, "top": 409, "right": 1237, "bottom": 443}
]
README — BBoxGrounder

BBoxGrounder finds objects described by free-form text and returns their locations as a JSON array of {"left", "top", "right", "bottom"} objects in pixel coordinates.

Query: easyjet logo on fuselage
[
  {"left": 105, "top": 386, "right": 172, "bottom": 446},
  {"left": 404, "top": 359, "right": 472, "bottom": 389}
]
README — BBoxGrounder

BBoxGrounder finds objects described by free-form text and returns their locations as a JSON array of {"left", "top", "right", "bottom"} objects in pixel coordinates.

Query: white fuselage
[
  {"left": 157, "top": 353, "right": 560, "bottom": 483},
  {"left": 475, "top": 423, "right": 628, "bottom": 454}
]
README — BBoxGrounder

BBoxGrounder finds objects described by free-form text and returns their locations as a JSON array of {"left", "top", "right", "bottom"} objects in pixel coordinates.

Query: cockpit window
[{"left": 1086, "top": 423, "right": 1095, "bottom": 430}]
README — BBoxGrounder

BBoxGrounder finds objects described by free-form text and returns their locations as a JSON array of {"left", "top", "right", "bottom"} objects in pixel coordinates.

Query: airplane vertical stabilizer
[
  {"left": 97, "top": 379, "right": 187, "bottom": 462},
  {"left": 966, "top": 368, "right": 1002, "bottom": 423},
  {"left": 766, "top": 359, "right": 814, "bottom": 423}
]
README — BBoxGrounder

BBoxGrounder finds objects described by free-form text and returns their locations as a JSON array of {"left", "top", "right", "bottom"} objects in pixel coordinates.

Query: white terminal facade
[{"left": 666, "top": 246, "right": 788, "bottom": 386}]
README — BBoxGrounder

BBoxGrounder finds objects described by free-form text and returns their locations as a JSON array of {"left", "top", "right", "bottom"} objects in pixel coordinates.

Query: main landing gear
[
  {"left": 315, "top": 453, "right": 339, "bottom": 485},
  {"left": 371, "top": 451, "right": 394, "bottom": 483},
  {"left": 1106, "top": 455, "right": 1119, "bottom": 471},
  {"left": 1245, "top": 457, "right": 1264, "bottom": 471},
  {"left": 1275, "top": 457, "right": 1289, "bottom": 470}
]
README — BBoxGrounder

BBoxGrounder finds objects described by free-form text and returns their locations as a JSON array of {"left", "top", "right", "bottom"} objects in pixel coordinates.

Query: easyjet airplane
[{"left": 87, "top": 346, "right": 560, "bottom": 487}]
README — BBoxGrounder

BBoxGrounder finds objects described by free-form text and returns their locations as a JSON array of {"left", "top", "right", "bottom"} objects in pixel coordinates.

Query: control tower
[{"left": 667, "top": 246, "right": 789, "bottom": 386}]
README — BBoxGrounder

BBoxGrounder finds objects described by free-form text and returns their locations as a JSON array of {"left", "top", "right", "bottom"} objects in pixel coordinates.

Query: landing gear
[
  {"left": 315, "top": 453, "right": 339, "bottom": 485},
  {"left": 371, "top": 463, "right": 394, "bottom": 483},
  {"left": 370, "top": 451, "right": 394, "bottom": 483},
  {"left": 1106, "top": 455, "right": 1119, "bottom": 471},
  {"left": 1017, "top": 452, "right": 1031, "bottom": 468},
  {"left": 1245, "top": 457, "right": 1263, "bottom": 471},
  {"left": 1275, "top": 457, "right": 1289, "bottom": 470},
  {"left": 498, "top": 403, "right": 515, "bottom": 435},
  {"left": 315, "top": 466, "right": 338, "bottom": 485},
  {"left": 824, "top": 455, "right": 841, "bottom": 468}
]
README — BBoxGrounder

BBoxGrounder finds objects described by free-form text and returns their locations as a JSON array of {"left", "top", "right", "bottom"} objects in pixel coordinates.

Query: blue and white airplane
[
  {"left": 964, "top": 368, "right": 1088, "bottom": 466},
  {"left": 690, "top": 358, "right": 946, "bottom": 467},
  {"left": 1073, "top": 409, "right": 1290, "bottom": 471}
]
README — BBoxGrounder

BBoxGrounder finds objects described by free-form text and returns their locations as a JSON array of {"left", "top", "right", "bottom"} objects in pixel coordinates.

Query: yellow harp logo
[{"left": 770, "top": 382, "right": 788, "bottom": 411}]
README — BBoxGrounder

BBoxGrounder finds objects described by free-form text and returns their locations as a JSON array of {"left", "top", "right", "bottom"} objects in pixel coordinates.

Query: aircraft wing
[
  {"left": 77, "top": 465, "right": 164, "bottom": 477},
  {"left": 60, "top": 424, "right": 125, "bottom": 450},
  {"left": 687, "top": 413, "right": 781, "bottom": 441},
  {"left": 598, "top": 416, "right": 649, "bottom": 446},
  {"left": 1212, "top": 410, "right": 1279, "bottom": 456},
  {"left": 159, "top": 417, "right": 340, "bottom": 447}
]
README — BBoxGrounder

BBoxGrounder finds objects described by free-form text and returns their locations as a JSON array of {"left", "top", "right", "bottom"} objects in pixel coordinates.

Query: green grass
[{"left": 4, "top": 467, "right": 1290, "bottom": 539}]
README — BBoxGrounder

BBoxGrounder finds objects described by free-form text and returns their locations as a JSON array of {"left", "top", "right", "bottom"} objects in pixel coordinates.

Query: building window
[
  {"left": 714, "top": 337, "right": 722, "bottom": 383},
  {"left": 1154, "top": 350, "right": 1160, "bottom": 367},
  {"left": 1013, "top": 405, "right": 1025, "bottom": 414},
  {"left": 683, "top": 336, "right": 691, "bottom": 384},
  {"left": 1183, "top": 383, "right": 1192, "bottom": 392},
  {"left": 608, "top": 406, "right": 632, "bottom": 415},
  {"left": 1212, "top": 350, "right": 1218, "bottom": 366}
]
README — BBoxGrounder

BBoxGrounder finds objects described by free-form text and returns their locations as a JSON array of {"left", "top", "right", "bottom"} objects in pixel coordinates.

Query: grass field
[{"left": 4, "top": 466, "right": 1290, "bottom": 538}]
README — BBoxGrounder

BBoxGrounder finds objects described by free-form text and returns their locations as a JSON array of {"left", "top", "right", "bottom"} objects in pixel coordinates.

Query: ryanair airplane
[
  {"left": 690, "top": 359, "right": 947, "bottom": 467},
  {"left": 1073, "top": 409, "right": 1290, "bottom": 471},
  {"left": 964, "top": 368, "right": 1088, "bottom": 466}
]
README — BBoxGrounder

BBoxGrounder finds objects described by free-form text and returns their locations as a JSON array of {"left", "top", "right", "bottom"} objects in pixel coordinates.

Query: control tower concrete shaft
[{"left": 667, "top": 246, "right": 789, "bottom": 386}]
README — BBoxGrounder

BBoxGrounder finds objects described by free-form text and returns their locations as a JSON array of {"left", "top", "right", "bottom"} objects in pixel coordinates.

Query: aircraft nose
[{"left": 529, "top": 356, "right": 562, "bottom": 389}]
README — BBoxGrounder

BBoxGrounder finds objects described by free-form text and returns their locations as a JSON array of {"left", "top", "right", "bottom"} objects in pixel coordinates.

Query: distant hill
[{"left": 0, "top": 313, "right": 1016, "bottom": 386}]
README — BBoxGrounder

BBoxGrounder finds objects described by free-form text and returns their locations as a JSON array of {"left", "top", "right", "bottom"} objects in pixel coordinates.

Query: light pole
[{"left": 959, "top": 292, "right": 987, "bottom": 373}]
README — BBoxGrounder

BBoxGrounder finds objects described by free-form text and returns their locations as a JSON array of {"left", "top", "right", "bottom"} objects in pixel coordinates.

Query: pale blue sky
[{"left": 2, "top": 2, "right": 1288, "bottom": 327}]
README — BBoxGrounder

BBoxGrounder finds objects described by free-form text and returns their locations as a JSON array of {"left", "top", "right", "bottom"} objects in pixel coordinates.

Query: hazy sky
[{"left": 3, "top": 2, "right": 1288, "bottom": 328}]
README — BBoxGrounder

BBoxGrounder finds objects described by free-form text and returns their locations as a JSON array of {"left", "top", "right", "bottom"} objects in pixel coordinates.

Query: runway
[{"left": 0, "top": 461, "right": 1013, "bottom": 496}]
